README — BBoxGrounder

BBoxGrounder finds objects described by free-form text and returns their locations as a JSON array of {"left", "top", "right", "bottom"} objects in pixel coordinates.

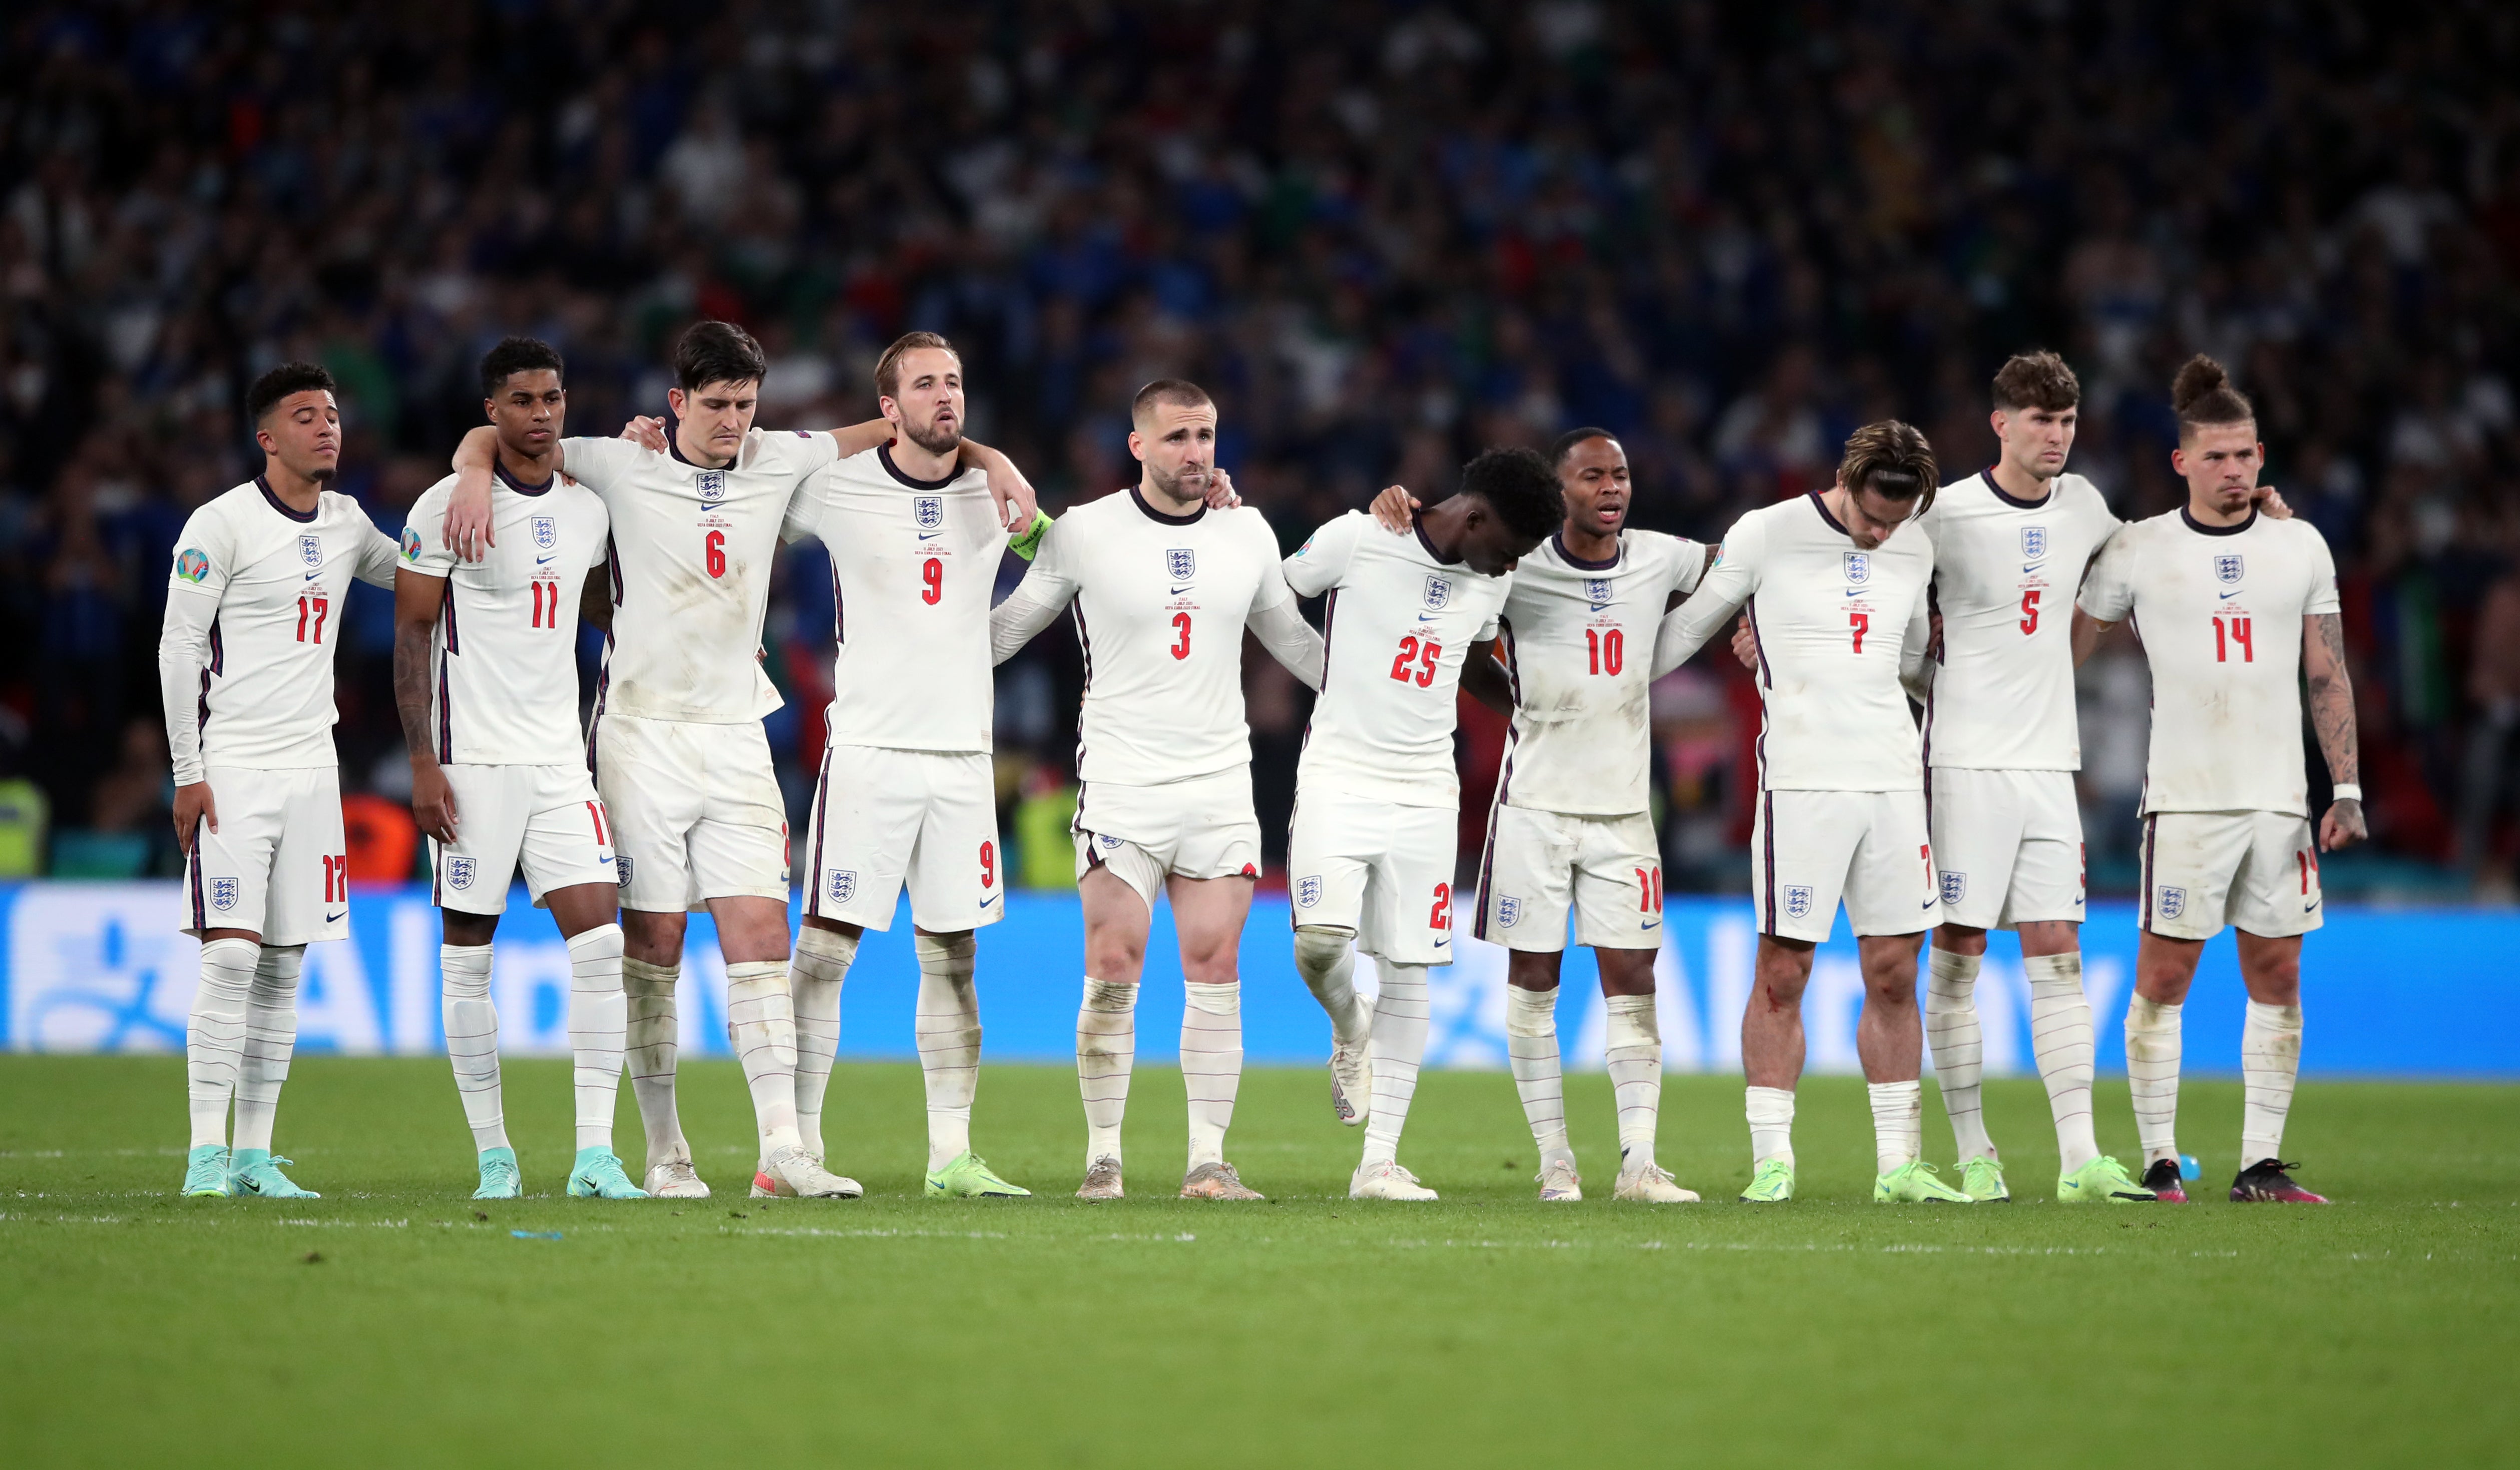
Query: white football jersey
[
  {"left": 1917, "top": 470, "right": 2122, "bottom": 771},
  {"left": 402, "top": 464, "right": 611, "bottom": 765},
  {"left": 1496, "top": 530, "right": 1708, "bottom": 815},
  {"left": 1659, "top": 492, "right": 1933, "bottom": 793},
  {"left": 784, "top": 445, "right": 1009, "bottom": 754},
  {"left": 1008, "top": 488, "right": 1297, "bottom": 786},
  {"left": 1285, "top": 512, "right": 1510, "bottom": 808},
  {"left": 560, "top": 428, "right": 839, "bottom": 723},
  {"left": 2077, "top": 506, "right": 2340, "bottom": 817},
  {"left": 166, "top": 478, "right": 399, "bottom": 770}
]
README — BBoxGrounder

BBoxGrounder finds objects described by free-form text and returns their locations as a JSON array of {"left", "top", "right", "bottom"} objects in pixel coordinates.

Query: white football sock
[
  {"left": 186, "top": 937, "right": 257, "bottom": 1149},
  {"left": 724, "top": 959, "right": 802, "bottom": 1163},
  {"left": 914, "top": 932, "right": 982, "bottom": 1170},
  {"left": 1868, "top": 1079, "right": 1923, "bottom": 1175},
  {"left": 565, "top": 924, "right": 626, "bottom": 1154},
  {"left": 1924, "top": 948, "right": 1993, "bottom": 1162},
  {"left": 2126, "top": 995, "right": 2183, "bottom": 1165},
  {"left": 1076, "top": 977, "right": 1137, "bottom": 1167},
  {"left": 1504, "top": 985, "right": 1571, "bottom": 1171},
  {"left": 1360, "top": 962, "right": 1429, "bottom": 1167},
  {"left": 1604, "top": 993, "right": 1663, "bottom": 1170},
  {"left": 1181, "top": 980, "right": 1243, "bottom": 1170},
  {"left": 2240, "top": 1001, "right": 2303, "bottom": 1169},
  {"left": 440, "top": 943, "right": 506, "bottom": 1153},
  {"left": 1745, "top": 1085, "right": 1796, "bottom": 1166},
  {"left": 621, "top": 957, "right": 689, "bottom": 1168},
  {"left": 1293, "top": 927, "right": 1371, "bottom": 1046},
  {"left": 790, "top": 926, "right": 857, "bottom": 1162},
  {"left": 2024, "top": 952, "right": 2099, "bottom": 1173},
  {"left": 231, "top": 944, "right": 302, "bottom": 1154}
]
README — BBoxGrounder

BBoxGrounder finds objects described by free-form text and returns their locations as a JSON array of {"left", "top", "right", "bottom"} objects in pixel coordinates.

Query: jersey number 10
[{"left": 1583, "top": 626, "right": 1624, "bottom": 675}]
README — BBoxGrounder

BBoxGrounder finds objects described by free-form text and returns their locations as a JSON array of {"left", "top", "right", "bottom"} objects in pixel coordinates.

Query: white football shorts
[
  {"left": 1287, "top": 787, "right": 1459, "bottom": 965},
  {"left": 1073, "top": 766, "right": 1262, "bottom": 912},
  {"left": 2140, "top": 809, "right": 2324, "bottom": 941},
  {"left": 184, "top": 765, "right": 346, "bottom": 947},
  {"left": 1473, "top": 803, "right": 1663, "bottom": 952},
  {"left": 1929, "top": 767, "right": 2086, "bottom": 930},
  {"left": 1752, "top": 787, "right": 1936, "bottom": 943},
  {"left": 592, "top": 713, "right": 790, "bottom": 913},
  {"left": 802, "top": 744, "right": 1004, "bottom": 933},
  {"left": 428, "top": 763, "right": 618, "bottom": 916}
]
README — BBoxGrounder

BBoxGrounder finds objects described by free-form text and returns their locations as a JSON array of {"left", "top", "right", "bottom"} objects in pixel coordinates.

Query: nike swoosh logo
[
  {"left": 1416, "top": 613, "right": 1438, "bottom": 622},
  {"left": 537, "top": 554, "right": 556, "bottom": 565},
  {"left": 1844, "top": 589, "right": 1862, "bottom": 597},
  {"left": 1640, "top": 918, "right": 1662, "bottom": 931},
  {"left": 979, "top": 893, "right": 1000, "bottom": 908},
  {"left": 325, "top": 911, "right": 346, "bottom": 923},
  {"left": 919, "top": 532, "right": 943, "bottom": 542},
  {"left": 303, "top": 570, "right": 323, "bottom": 581},
  {"left": 2304, "top": 899, "right": 2320, "bottom": 912},
  {"left": 2022, "top": 564, "right": 2043, "bottom": 574},
  {"left": 1923, "top": 897, "right": 1939, "bottom": 910},
  {"left": 2219, "top": 588, "right": 2242, "bottom": 599}
]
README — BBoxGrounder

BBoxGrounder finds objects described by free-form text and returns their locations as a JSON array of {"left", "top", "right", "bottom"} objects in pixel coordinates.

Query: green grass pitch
[{"left": 4, "top": 1056, "right": 2514, "bottom": 1467}]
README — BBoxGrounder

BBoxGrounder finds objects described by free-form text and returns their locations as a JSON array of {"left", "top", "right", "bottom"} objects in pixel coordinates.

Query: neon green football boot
[
  {"left": 227, "top": 1149, "right": 320, "bottom": 1199},
  {"left": 567, "top": 1148, "right": 649, "bottom": 1200},
  {"left": 925, "top": 1151, "right": 1032, "bottom": 1198},
  {"left": 1738, "top": 1158, "right": 1796, "bottom": 1203},
  {"left": 1960, "top": 1157, "right": 2011, "bottom": 1202},
  {"left": 1875, "top": 1160, "right": 1972, "bottom": 1203},
  {"left": 182, "top": 1144, "right": 233, "bottom": 1197},
  {"left": 2057, "top": 1155, "right": 2159, "bottom": 1204},
  {"left": 473, "top": 1146, "right": 521, "bottom": 1200}
]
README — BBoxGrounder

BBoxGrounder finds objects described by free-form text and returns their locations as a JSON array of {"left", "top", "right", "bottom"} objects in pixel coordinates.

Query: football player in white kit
[
  {"left": 441, "top": 320, "right": 1038, "bottom": 1202},
  {"left": 393, "top": 339, "right": 644, "bottom": 1202},
  {"left": 162, "top": 363, "right": 400, "bottom": 1199},
  {"left": 1284, "top": 447, "right": 1563, "bottom": 1201},
  {"left": 1652, "top": 422, "right": 1972, "bottom": 1204},
  {"left": 989, "top": 379, "right": 1326, "bottom": 1202},
  {"left": 2073, "top": 355, "right": 2362, "bottom": 1205},
  {"left": 1367, "top": 430, "right": 1709, "bottom": 1204}
]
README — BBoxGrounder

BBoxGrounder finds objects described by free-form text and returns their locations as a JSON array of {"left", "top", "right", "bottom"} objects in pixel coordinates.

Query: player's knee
[
  {"left": 441, "top": 910, "right": 499, "bottom": 948},
  {"left": 1292, "top": 925, "right": 1354, "bottom": 981}
]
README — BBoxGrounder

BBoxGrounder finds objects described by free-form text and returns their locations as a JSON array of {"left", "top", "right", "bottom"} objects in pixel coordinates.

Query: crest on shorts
[
  {"left": 2020, "top": 526, "right": 2047, "bottom": 559},
  {"left": 915, "top": 496, "right": 944, "bottom": 530},
  {"left": 298, "top": 535, "right": 323, "bottom": 568},
  {"left": 1497, "top": 895, "right": 1522, "bottom": 927},
  {"left": 532, "top": 516, "right": 557, "bottom": 550},
  {"left": 827, "top": 869, "right": 857, "bottom": 905},
  {"left": 695, "top": 470, "right": 726, "bottom": 503},
  {"left": 615, "top": 854, "right": 633, "bottom": 887},
  {"left": 1167, "top": 548, "right": 1196, "bottom": 581},
  {"left": 1842, "top": 551, "right": 1870, "bottom": 585},
  {"left": 1940, "top": 870, "right": 1967, "bottom": 906},
  {"left": 2157, "top": 886, "right": 2186, "bottom": 920},
  {"left": 1098, "top": 833, "right": 1123, "bottom": 849},
  {"left": 1585, "top": 578, "right": 1612, "bottom": 608},
  {"left": 208, "top": 877, "right": 239, "bottom": 912},
  {"left": 1782, "top": 885, "right": 1814, "bottom": 920},
  {"left": 1422, "top": 576, "right": 1453, "bottom": 611},
  {"left": 1297, "top": 875, "right": 1322, "bottom": 907},
  {"left": 445, "top": 856, "right": 476, "bottom": 891},
  {"left": 2215, "top": 554, "right": 2245, "bottom": 585}
]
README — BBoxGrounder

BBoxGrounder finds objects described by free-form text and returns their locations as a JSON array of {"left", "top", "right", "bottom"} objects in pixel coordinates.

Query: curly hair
[
  {"left": 1991, "top": 350, "right": 2080, "bottom": 413},
  {"left": 1459, "top": 446, "right": 1566, "bottom": 542},
  {"left": 246, "top": 361, "right": 336, "bottom": 422}
]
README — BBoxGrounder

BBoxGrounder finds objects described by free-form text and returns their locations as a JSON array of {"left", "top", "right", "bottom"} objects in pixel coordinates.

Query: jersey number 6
[{"left": 703, "top": 529, "right": 726, "bottom": 579}]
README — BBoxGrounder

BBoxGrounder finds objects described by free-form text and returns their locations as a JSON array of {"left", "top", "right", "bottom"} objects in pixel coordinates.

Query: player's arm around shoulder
[
  {"left": 2070, "top": 517, "right": 2144, "bottom": 665},
  {"left": 987, "top": 512, "right": 1078, "bottom": 666},
  {"left": 1652, "top": 510, "right": 1762, "bottom": 677}
]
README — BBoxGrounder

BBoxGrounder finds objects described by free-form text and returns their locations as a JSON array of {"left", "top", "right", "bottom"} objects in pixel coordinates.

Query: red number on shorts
[
  {"left": 704, "top": 529, "right": 727, "bottom": 579},
  {"left": 1921, "top": 843, "right": 1934, "bottom": 890},
  {"left": 921, "top": 557, "right": 943, "bottom": 605},
  {"left": 296, "top": 595, "right": 330, "bottom": 644},
  {"left": 1428, "top": 882, "right": 1452, "bottom": 931},
  {"left": 2213, "top": 614, "right": 2253, "bottom": 662},
  {"left": 320, "top": 852, "right": 349, "bottom": 903},
  {"left": 1585, "top": 626, "right": 1625, "bottom": 675},
  {"left": 979, "top": 840, "right": 995, "bottom": 888},
  {"left": 1849, "top": 611, "right": 1869, "bottom": 654},
  {"left": 2019, "top": 588, "right": 2041, "bottom": 635},
  {"left": 2298, "top": 848, "right": 2318, "bottom": 894},
  {"left": 1171, "top": 611, "right": 1192, "bottom": 660},
  {"left": 587, "top": 801, "right": 608, "bottom": 846},
  {"left": 1633, "top": 865, "right": 1664, "bottom": 913}
]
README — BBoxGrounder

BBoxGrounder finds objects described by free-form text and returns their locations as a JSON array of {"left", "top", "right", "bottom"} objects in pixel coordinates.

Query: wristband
[{"left": 2329, "top": 783, "right": 2362, "bottom": 803}]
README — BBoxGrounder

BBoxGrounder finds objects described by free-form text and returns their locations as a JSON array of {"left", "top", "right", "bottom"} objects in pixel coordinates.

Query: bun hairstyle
[{"left": 2172, "top": 353, "right": 2254, "bottom": 436}]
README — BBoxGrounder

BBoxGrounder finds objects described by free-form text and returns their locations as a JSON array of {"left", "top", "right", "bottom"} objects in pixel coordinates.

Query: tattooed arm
[{"left": 2303, "top": 611, "right": 2365, "bottom": 851}]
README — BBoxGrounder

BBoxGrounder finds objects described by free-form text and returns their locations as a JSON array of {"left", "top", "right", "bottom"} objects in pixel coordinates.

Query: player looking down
[
  {"left": 1651, "top": 422, "right": 1968, "bottom": 1204},
  {"left": 989, "top": 379, "right": 1325, "bottom": 1202},
  {"left": 1284, "top": 447, "right": 1563, "bottom": 1201},
  {"left": 2073, "top": 355, "right": 2361, "bottom": 1205}
]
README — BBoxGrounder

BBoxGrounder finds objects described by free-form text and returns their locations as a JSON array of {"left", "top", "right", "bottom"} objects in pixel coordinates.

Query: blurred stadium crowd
[{"left": 4, "top": 1, "right": 2519, "bottom": 900}]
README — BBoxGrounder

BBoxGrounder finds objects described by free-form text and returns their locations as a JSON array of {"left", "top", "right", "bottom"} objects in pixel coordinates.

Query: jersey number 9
[{"left": 922, "top": 557, "right": 943, "bottom": 606}]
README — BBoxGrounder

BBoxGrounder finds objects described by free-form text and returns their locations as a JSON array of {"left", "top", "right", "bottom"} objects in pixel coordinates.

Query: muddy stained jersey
[
  {"left": 1285, "top": 513, "right": 1511, "bottom": 808},
  {"left": 1014, "top": 488, "right": 1297, "bottom": 786},
  {"left": 1495, "top": 531, "right": 1707, "bottom": 815},
  {"left": 560, "top": 428, "right": 840, "bottom": 724},
  {"left": 401, "top": 463, "right": 611, "bottom": 765},
  {"left": 1917, "top": 470, "right": 2121, "bottom": 771},
  {"left": 166, "top": 478, "right": 399, "bottom": 775},
  {"left": 784, "top": 445, "right": 1009, "bottom": 754},
  {"left": 2078, "top": 506, "right": 2340, "bottom": 817},
  {"left": 1657, "top": 492, "right": 1933, "bottom": 793}
]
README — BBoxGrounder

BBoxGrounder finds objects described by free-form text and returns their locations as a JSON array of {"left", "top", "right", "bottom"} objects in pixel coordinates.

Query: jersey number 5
[
  {"left": 1389, "top": 635, "right": 1441, "bottom": 687},
  {"left": 2019, "top": 588, "right": 2040, "bottom": 635}
]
